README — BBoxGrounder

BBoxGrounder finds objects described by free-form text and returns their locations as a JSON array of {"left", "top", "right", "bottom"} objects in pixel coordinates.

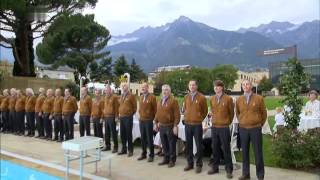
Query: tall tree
[
  {"left": 129, "top": 58, "right": 147, "bottom": 82},
  {"left": 36, "top": 13, "right": 111, "bottom": 83},
  {"left": 258, "top": 76, "right": 273, "bottom": 92},
  {"left": 210, "top": 64, "right": 238, "bottom": 90},
  {"left": 155, "top": 65, "right": 238, "bottom": 95},
  {"left": 0, "top": 0, "right": 97, "bottom": 76},
  {"left": 279, "top": 58, "right": 310, "bottom": 129},
  {"left": 113, "top": 55, "right": 130, "bottom": 77},
  {"left": 90, "top": 57, "right": 113, "bottom": 82}
]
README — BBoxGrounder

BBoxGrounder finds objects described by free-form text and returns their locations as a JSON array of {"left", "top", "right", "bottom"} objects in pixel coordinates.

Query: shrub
[{"left": 272, "top": 129, "right": 320, "bottom": 168}]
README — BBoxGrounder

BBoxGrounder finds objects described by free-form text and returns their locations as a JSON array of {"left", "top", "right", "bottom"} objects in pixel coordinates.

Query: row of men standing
[
  {"left": 0, "top": 88, "right": 78, "bottom": 141},
  {"left": 0, "top": 79, "right": 266, "bottom": 180}
]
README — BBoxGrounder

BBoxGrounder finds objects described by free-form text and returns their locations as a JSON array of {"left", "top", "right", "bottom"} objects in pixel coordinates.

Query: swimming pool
[{"left": 1, "top": 160, "right": 62, "bottom": 180}]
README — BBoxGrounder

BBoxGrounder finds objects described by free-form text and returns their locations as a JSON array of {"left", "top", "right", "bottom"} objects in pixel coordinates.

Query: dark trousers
[
  {"left": 35, "top": 112, "right": 44, "bottom": 137},
  {"left": 16, "top": 111, "right": 25, "bottom": 134},
  {"left": 54, "top": 114, "right": 63, "bottom": 140},
  {"left": 139, "top": 120, "right": 154, "bottom": 158},
  {"left": 26, "top": 112, "right": 35, "bottom": 135},
  {"left": 239, "top": 127, "right": 264, "bottom": 179},
  {"left": 79, "top": 115, "right": 91, "bottom": 137},
  {"left": 93, "top": 117, "right": 103, "bottom": 138},
  {"left": 0, "top": 111, "right": 2, "bottom": 130},
  {"left": 160, "top": 125, "right": 177, "bottom": 163},
  {"left": 120, "top": 116, "right": 133, "bottom": 153},
  {"left": 104, "top": 117, "right": 118, "bottom": 148},
  {"left": 64, "top": 113, "right": 74, "bottom": 140},
  {"left": 43, "top": 113, "right": 52, "bottom": 138},
  {"left": 2, "top": 111, "right": 9, "bottom": 131},
  {"left": 211, "top": 127, "right": 233, "bottom": 173},
  {"left": 9, "top": 111, "right": 15, "bottom": 132},
  {"left": 185, "top": 124, "right": 203, "bottom": 167}
]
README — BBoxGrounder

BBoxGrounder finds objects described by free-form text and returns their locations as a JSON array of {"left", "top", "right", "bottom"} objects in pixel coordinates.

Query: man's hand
[
  {"left": 173, "top": 126, "right": 178, "bottom": 136},
  {"left": 154, "top": 123, "right": 159, "bottom": 132}
]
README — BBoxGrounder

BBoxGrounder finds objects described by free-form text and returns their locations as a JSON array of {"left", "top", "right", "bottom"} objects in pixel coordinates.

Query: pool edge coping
[{"left": 1, "top": 149, "right": 109, "bottom": 180}]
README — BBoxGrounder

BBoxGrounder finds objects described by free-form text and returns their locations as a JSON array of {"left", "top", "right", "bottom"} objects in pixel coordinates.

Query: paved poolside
[{"left": 1, "top": 133, "right": 319, "bottom": 180}]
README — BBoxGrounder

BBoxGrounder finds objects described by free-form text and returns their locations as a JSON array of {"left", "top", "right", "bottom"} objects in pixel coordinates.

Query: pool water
[{"left": 1, "top": 160, "right": 61, "bottom": 180}]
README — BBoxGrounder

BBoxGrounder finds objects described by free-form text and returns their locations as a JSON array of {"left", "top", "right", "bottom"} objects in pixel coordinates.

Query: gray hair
[
  {"left": 161, "top": 84, "right": 171, "bottom": 92},
  {"left": 39, "top": 87, "right": 45, "bottom": 94},
  {"left": 10, "top": 88, "right": 16, "bottom": 95},
  {"left": 3, "top": 89, "right": 9, "bottom": 96},
  {"left": 26, "top": 88, "right": 34, "bottom": 96}
]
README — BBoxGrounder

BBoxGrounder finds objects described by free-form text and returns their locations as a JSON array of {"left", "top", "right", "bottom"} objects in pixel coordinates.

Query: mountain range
[
  {"left": 1, "top": 16, "right": 319, "bottom": 72},
  {"left": 108, "top": 16, "right": 319, "bottom": 72}
]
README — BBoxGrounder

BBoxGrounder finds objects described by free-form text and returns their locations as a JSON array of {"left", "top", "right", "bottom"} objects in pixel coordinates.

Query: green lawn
[
  {"left": 235, "top": 116, "right": 277, "bottom": 167},
  {"left": 264, "top": 97, "right": 284, "bottom": 110}
]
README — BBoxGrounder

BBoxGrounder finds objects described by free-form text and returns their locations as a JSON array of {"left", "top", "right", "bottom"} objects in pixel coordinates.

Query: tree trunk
[{"left": 12, "top": 19, "right": 35, "bottom": 77}]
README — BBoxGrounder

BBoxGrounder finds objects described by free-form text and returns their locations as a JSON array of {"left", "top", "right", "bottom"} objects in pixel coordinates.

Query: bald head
[{"left": 26, "top": 88, "right": 34, "bottom": 96}]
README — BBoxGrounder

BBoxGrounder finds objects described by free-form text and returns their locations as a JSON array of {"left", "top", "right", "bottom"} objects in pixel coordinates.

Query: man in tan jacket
[
  {"left": 79, "top": 87, "right": 92, "bottom": 137},
  {"left": 183, "top": 80, "right": 208, "bottom": 173},
  {"left": 236, "top": 80, "right": 267, "bottom": 180},
  {"left": 137, "top": 82, "right": 157, "bottom": 162},
  {"left": 91, "top": 89, "right": 104, "bottom": 139},
  {"left": 15, "top": 90, "right": 26, "bottom": 135},
  {"left": 155, "top": 84, "right": 180, "bottom": 168},
  {"left": 103, "top": 85, "right": 119, "bottom": 153},
  {"left": 1, "top": 89, "right": 10, "bottom": 133},
  {"left": 42, "top": 89, "right": 54, "bottom": 140},
  {"left": 35, "top": 88, "right": 46, "bottom": 138},
  {"left": 62, "top": 88, "right": 78, "bottom": 140},
  {"left": 8, "top": 88, "right": 17, "bottom": 133},
  {"left": 25, "top": 88, "right": 36, "bottom": 136},
  {"left": 118, "top": 83, "right": 137, "bottom": 157},
  {"left": 53, "top": 88, "right": 64, "bottom": 142},
  {"left": 208, "top": 80, "right": 234, "bottom": 179}
]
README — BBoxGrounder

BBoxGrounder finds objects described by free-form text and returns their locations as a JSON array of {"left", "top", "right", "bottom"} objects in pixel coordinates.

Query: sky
[
  {"left": 83, "top": 0, "right": 320, "bottom": 36},
  {"left": 1, "top": 0, "right": 319, "bottom": 61}
]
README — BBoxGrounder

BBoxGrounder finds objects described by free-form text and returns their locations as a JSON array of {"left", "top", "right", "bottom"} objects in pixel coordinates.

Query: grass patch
[{"left": 264, "top": 97, "right": 284, "bottom": 110}]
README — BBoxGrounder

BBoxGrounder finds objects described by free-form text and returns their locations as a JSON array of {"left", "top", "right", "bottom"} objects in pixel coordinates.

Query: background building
[
  {"left": 36, "top": 66, "right": 75, "bottom": 81},
  {"left": 231, "top": 70, "right": 269, "bottom": 93},
  {"left": 269, "top": 59, "right": 320, "bottom": 90},
  {"left": 148, "top": 65, "right": 191, "bottom": 82}
]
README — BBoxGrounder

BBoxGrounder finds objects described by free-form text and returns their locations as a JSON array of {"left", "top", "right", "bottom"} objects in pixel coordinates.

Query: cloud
[{"left": 85, "top": 0, "right": 319, "bottom": 36}]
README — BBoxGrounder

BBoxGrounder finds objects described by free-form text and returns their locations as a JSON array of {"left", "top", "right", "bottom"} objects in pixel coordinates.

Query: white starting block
[{"left": 62, "top": 136, "right": 111, "bottom": 180}]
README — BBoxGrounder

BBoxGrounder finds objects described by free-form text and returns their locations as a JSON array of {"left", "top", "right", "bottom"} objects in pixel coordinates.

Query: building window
[{"left": 59, "top": 74, "right": 66, "bottom": 79}]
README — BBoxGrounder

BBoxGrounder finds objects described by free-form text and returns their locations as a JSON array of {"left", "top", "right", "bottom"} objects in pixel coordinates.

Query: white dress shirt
[{"left": 304, "top": 99, "right": 320, "bottom": 117}]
